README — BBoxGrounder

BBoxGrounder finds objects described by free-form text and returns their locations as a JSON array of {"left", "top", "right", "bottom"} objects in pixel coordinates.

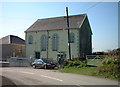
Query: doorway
[
  {"left": 57, "top": 52, "right": 64, "bottom": 64},
  {"left": 35, "top": 52, "right": 40, "bottom": 59}
]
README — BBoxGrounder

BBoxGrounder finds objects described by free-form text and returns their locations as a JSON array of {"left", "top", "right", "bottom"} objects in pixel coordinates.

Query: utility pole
[{"left": 66, "top": 7, "right": 71, "bottom": 60}]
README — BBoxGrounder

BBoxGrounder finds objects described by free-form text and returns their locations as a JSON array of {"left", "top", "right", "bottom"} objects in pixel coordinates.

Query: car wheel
[{"left": 33, "top": 65, "right": 36, "bottom": 69}]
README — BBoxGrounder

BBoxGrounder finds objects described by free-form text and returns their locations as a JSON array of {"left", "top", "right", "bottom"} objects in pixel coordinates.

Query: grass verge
[
  {"left": 59, "top": 66, "right": 118, "bottom": 80},
  {"left": 59, "top": 66, "right": 97, "bottom": 76}
]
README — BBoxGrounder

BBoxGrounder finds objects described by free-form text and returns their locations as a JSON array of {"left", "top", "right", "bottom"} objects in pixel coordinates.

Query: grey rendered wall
[
  {"left": 0, "top": 44, "right": 2, "bottom": 60},
  {"left": 25, "top": 29, "right": 80, "bottom": 62},
  {"left": 69, "top": 29, "right": 80, "bottom": 58},
  {"left": 79, "top": 16, "right": 92, "bottom": 57}
]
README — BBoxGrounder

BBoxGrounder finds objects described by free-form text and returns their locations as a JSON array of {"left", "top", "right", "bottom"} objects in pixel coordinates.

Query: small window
[
  {"left": 70, "top": 32, "right": 75, "bottom": 43},
  {"left": 41, "top": 35, "right": 47, "bottom": 51},
  {"left": 52, "top": 34, "right": 58, "bottom": 51},
  {"left": 28, "top": 35, "right": 33, "bottom": 44}
]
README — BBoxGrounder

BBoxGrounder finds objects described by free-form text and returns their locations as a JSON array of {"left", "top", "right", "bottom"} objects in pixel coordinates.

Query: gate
[{"left": 86, "top": 55, "right": 105, "bottom": 66}]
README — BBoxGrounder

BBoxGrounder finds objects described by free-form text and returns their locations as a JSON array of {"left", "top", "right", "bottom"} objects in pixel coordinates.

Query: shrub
[
  {"left": 96, "top": 55, "right": 120, "bottom": 79},
  {"left": 64, "top": 60, "right": 87, "bottom": 68}
]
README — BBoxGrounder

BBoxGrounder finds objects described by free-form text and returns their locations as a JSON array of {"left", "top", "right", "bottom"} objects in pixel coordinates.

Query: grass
[
  {"left": 60, "top": 66, "right": 97, "bottom": 76},
  {"left": 59, "top": 66, "right": 118, "bottom": 80},
  {"left": 59, "top": 49, "right": 120, "bottom": 80}
]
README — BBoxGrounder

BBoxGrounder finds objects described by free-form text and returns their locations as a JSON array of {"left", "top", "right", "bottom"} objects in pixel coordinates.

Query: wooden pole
[{"left": 66, "top": 7, "right": 71, "bottom": 60}]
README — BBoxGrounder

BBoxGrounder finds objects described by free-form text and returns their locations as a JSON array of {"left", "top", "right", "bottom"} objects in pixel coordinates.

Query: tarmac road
[
  {"left": 1, "top": 75, "right": 17, "bottom": 87},
  {"left": 1, "top": 67, "right": 119, "bottom": 87}
]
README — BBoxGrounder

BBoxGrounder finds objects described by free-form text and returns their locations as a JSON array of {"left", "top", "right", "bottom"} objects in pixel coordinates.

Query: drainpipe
[
  {"left": 25, "top": 32, "right": 27, "bottom": 58},
  {"left": 47, "top": 30, "right": 49, "bottom": 59}
]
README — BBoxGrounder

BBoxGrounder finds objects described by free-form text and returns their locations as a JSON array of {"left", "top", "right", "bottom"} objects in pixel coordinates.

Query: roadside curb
[{"left": 1, "top": 75, "right": 17, "bottom": 87}]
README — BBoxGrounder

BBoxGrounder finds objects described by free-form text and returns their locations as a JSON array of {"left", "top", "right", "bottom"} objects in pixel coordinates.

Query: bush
[
  {"left": 96, "top": 55, "right": 120, "bottom": 79},
  {"left": 64, "top": 60, "right": 87, "bottom": 68}
]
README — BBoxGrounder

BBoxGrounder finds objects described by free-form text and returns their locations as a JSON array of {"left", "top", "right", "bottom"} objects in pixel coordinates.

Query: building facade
[
  {"left": 25, "top": 14, "right": 92, "bottom": 63},
  {"left": 0, "top": 35, "right": 25, "bottom": 61}
]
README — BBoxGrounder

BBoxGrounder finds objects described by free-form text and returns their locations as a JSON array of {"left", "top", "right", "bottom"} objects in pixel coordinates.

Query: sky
[{"left": 0, "top": 1, "right": 119, "bottom": 52}]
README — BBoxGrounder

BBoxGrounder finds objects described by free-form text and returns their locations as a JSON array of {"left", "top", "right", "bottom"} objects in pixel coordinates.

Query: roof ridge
[{"left": 37, "top": 14, "right": 87, "bottom": 21}]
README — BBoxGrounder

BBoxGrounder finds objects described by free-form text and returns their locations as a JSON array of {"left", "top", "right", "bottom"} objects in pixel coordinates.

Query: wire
[{"left": 81, "top": 0, "right": 104, "bottom": 13}]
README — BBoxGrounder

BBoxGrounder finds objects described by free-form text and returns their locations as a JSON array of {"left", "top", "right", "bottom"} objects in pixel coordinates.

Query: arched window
[
  {"left": 70, "top": 32, "right": 75, "bottom": 43},
  {"left": 28, "top": 35, "right": 33, "bottom": 44},
  {"left": 41, "top": 35, "right": 47, "bottom": 51},
  {"left": 52, "top": 34, "right": 58, "bottom": 51}
]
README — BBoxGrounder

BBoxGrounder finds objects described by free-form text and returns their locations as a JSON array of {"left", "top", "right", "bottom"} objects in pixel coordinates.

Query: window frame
[
  {"left": 52, "top": 34, "right": 58, "bottom": 51},
  {"left": 41, "top": 35, "right": 47, "bottom": 51},
  {"left": 28, "top": 35, "right": 33, "bottom": 44},
  {"left": 70, "top": 32, "right": 75, "bottom": 43}
]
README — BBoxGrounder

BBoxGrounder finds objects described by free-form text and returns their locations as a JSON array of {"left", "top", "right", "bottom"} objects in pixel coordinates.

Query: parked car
[{"left": 32, "top": 59, "right": 56, "bottom": 69}]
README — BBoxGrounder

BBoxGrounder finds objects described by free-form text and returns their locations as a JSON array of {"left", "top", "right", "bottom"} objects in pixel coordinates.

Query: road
[{"left": 0, "top": 67, "right": 119, "bottom": 86}]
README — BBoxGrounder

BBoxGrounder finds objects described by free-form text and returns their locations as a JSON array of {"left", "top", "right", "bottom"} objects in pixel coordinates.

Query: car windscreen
[
  {"left": 42, "top": 60, "right": 49, "bottom": 63},
  {"left": 34, "top": 60, "right": 42, "bottom": 62}
]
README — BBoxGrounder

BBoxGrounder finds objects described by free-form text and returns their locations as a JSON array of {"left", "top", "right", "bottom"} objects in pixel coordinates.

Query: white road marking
[
  {"left": 41, "top": 75, "right": 63, "bottom": 82},
  {"left": 20, "top": 71, "right": 34, "bottom": 75},
  {"left": 3, "top": 69, "right": 34, "bottom": 75},
  {"left": 2, "top": 70, "right": 14, "bottom": 72}
]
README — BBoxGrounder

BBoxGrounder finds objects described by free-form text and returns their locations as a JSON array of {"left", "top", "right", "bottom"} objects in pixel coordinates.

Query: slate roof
[
  {"left": 0, "top": 35, "right": 25, "bottom": 44},
  {"left": 25, "top": 14, "right": 87, "bottom": 32}
]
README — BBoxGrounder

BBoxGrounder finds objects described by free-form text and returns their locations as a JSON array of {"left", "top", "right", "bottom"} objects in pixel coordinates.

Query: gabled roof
[
  {"left": 25, "top": 14, "right": 87, "bottom": 32},
  {"left": 0, "top": 35, "right": 25, "bottom": 44}
]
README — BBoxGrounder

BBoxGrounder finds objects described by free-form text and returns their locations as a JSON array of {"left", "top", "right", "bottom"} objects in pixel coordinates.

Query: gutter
[{"left": 24, "top": 28, "right": 81, "bottom": 33}]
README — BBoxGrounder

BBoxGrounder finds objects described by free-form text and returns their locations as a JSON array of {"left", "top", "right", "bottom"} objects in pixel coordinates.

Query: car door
[{"left": 37, "top": 60, "right": 43, "bottom": 68}]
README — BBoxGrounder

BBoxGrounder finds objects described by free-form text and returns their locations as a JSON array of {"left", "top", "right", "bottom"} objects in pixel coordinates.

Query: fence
[
  {"left": 7, "top": 57, "right": 31, "bottom": 67},
  {"left": 86, "top": 55, "right": 105, "bottom": 66},
  {"left": 0, "top": 61, "right": 10, "bottom": 67}
]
